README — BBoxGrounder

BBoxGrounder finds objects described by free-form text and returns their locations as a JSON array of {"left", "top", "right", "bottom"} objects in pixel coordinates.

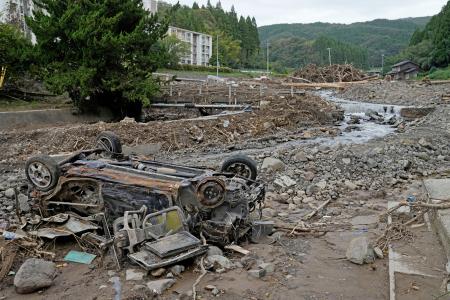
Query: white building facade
[
  {"left": 0, "top": 0, "right": 33, "bottom": 40},
  {"left": 142, "top": 0, "right": 158, "bottom": 14},
  {"left": 143, "top": 0, "right": 212, "bottom": 66},
  {"left": 167, "top": 26, "right": 212, "bottom": 66}
]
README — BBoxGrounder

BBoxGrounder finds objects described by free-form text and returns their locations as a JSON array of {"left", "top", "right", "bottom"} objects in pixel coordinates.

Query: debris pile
[
  {"left": 0, "top": 134, "right": 274, "bottom": 297},
  {"left": 0, "top": 94, "right": 343, "bottom": 165},
  {"left": 292, "top": 64, "right": 367, "bottom": 83}
]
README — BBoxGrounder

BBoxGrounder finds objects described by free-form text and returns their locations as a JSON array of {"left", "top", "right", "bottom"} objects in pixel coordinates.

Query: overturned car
[{"left": 25, "top": 132, "right": 266, "bottom": 270}]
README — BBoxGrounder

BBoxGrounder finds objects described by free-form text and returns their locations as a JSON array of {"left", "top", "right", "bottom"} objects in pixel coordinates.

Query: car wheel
[
  {"left": 25, "top": 155, "right": 61, "bottom": 192},
  {"left": 221, "top": 155, "right": 258, "bottom": 181},
  {"left": 96, "top": 131, "right": 122, "bottom": 154}
]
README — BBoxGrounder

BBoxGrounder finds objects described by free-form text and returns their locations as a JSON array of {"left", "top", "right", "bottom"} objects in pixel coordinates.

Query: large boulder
[{"left": 14, "top": 259, "right": 56, "bottom": 294}]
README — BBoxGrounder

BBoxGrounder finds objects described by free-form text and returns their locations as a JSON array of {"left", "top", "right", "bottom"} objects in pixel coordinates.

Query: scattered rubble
[
  {"left": 0, "top": 79, "right": 449, "bottom": 298},
  {"left": 339, "top": 80, "right": 450, "bottom": 106}
]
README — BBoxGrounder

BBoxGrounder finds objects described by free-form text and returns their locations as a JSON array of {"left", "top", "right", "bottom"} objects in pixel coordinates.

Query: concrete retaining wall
[{"left": 0, "top": 108, "right": 114, "bottom": 131}]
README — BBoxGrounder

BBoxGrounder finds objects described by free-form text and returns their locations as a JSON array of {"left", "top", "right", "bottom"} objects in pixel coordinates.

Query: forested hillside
[
  {"left": 259, "top": 17, "right": 430, "bottom": 69},
  {"left": 158, "top": 1, "right": 260, "bottom": 68},
  {"left": 388, "top": 2, "right": 450, "bottom": 71},
  {"left": 269, "top": 36, "right": 368, "bottom": 71}
]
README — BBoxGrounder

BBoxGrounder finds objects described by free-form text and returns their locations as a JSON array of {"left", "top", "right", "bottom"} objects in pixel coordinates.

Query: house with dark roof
[{"left": 387, "top": 60, "right": 421, "bottom": 80}]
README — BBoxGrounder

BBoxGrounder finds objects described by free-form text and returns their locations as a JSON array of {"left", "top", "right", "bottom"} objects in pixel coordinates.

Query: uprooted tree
[{"left": 27, "top": 0, "right": 171, "bottom": 117}]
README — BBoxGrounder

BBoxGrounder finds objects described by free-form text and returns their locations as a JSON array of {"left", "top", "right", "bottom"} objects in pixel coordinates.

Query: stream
[{"left": 173, "top": 91, "right": 409, "bottom": 164}]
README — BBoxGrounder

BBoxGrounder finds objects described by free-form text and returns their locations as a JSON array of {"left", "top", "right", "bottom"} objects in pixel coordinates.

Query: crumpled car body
[{"left": 27, "top": 134, "right": 265, "bottom": 246}]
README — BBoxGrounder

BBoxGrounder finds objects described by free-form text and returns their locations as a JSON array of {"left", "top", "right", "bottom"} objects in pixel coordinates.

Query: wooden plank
[{"left": 224, "top": 245, "right": 250, "bottom": 255}]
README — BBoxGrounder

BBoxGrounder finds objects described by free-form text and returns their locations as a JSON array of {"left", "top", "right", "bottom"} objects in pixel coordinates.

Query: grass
[
  {"left": 0, "top": 97, "right": 70, "bottom": 112},
  {"left": 428, "top": 66, "right": 450, "bottom": 80}
]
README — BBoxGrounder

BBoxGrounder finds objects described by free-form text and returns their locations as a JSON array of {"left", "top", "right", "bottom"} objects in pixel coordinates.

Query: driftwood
[
  {"left": 292, "top": 64, "right": 367, "bottom": 83},
  {"left": 303, "top": 199, "right": 332, "bottom": 221}
]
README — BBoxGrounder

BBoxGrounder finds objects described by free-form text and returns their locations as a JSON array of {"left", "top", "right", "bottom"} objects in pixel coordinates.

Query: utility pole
[
  {"left": 381, "top": 54, "right": 385, "bottom": 76},
  {"left": 266, "top": 41, "right": 270, "bottom": 74},
  {"left": 216, "top": 35, "right": 219, "bottom": 77},
  {"left": 327, "top": 48, "right": 332, "bottom": 66}
]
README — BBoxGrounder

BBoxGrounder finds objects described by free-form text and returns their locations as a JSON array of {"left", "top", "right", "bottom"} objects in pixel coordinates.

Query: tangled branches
[
  {"left": 375, "top": 223, "right": 415, "bottom": 252},
  {"left": 292, "top": 64, "right": 366, "bottom": 83}
]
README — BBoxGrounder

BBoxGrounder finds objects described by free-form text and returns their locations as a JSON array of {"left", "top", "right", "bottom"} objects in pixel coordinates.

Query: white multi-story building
[
  {"left": 167, "top": 26, "right": 212, "bottom": 66},
  {"left": 0, "top": 0, "right": 33, "bottom": 40},
  {"left": 142, "top": 0, "right": 213, "bottom": 66},
  {"left": 142, "top": 0, "right": 158, "bottom": 14}
]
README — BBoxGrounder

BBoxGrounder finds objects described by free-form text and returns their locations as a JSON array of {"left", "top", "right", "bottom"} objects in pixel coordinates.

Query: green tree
[
  {"left": 0, "top": 23, "right": 33, "bottom": 86},
  {"left": 27, "top": 0, "right": 169, "bottom": 117},
  {"left": 210, "top": 31, "right": 241, "bottom": 68},
  {"left": 158, "top": 35, "right": 190, "bottom": 68}
]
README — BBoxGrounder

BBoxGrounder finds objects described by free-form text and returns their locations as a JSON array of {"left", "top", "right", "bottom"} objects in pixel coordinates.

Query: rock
[
  {"left": 342, "top": 158, "right": 351, "bottom": 165},
  {"left": 126, "top": 269, "right": 145, "bottom": 281},
  {"left": 274, "top": 175, "right": 297, "bottom": 188},
  {"left": 4, "top": 188, "right": 15, "bottom": 199},
  {"left": 170, "top": 265, "right": 185, "bottom": 276},
  {"left": 207, "top": 246, "right": 223, "bottom": 257},
  {"left": 14, "top": 259, "right": 56, "bottom": 294},
  {"left": 248, "top": 269, "right": 266, "bottom": 278},
  {"left": 18, "top": 194, "right": 30, "bottom": 213},
  {"left": 315, "top": 181, "right": 327, "bottom": 190},
  {"left": 293, "top": 151, "right": 308, "bottom": 162},
  {"left": 418, "top": 138, "right": 432, "bottom": 149},
  {"left": 261, "top": 157, "right": 285, "bottom": 172},
  {"left": 151, "top": 268, "right": 166, "bottom": 277},
  {"left": 303, "top": 171, "right": 316, "bottom": 181},
  {"left": 288, "top": 204, "right": 297, "bottom": 211},
  {"left": 374, "top": 247, "right": 384, "bottom": 259},
  {"left": 121, "top": 117, "right": 136, "bottom": 124},
  {"left": 302, "top": 197, "right": 315, "bottom": 204},
  {"left": 132, "top": 285, "right": 147, "bottom": 293},
  {"left": 205, "top": 285, "right": 217, "bottom": 291},
  {"left": 258, "top": 262, "right": 275, "bottom": 274},
  {"left": 212, "top": 287, "right": 220, "bottom": 296},
  {"left": 206, "top": 255, "right": 234, "bottom": 270},
  {"left": 344, "top": 180, "right": 358, "bottom": 191},
  {"left": 346, "top": 237, "right": 375, "bottom": 265},
  {"left": 292, "top": 197, "right": 303, "bottom": 205},
  {"left": 146, "top": 279, "right": 176, "bottom": 295}
]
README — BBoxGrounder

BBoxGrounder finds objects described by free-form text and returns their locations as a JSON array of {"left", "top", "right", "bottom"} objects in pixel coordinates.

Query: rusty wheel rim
[{"left": 28, "top": 162, "right": 52, "bottom": 189}]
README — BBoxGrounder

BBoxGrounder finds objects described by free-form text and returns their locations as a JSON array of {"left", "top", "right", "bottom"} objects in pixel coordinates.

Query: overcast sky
[{"left": 161, "top": 0, "right": 447, "bottom": 26}]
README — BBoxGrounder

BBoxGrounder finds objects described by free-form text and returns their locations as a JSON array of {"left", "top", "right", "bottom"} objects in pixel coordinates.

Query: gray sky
[{"left": 161, "top": 0, "right": 447, "bottom": 26}]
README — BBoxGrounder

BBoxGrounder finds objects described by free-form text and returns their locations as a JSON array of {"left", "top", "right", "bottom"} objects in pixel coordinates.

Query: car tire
[
  {"left": 96, "top": 131, "right": 122, "bottom": 154},
  {"left": 221, "top": 155, "right": 258, "bottom": 181},
  {"left": 25, "top": 155, "right": 61, "bottom": 192}
]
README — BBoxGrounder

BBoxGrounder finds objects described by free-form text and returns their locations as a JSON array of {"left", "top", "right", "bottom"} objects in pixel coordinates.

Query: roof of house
[
  {"left": 392, "top": 60, "right": 420, "bottom": 68},
  {"left": 404, "top": 67, "right": 419, "bottom": 74}
]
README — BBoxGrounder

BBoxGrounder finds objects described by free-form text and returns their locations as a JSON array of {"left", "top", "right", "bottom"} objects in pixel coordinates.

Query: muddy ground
[{"left": 1, "top": 80, "right": 450, "bottom": 299}]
